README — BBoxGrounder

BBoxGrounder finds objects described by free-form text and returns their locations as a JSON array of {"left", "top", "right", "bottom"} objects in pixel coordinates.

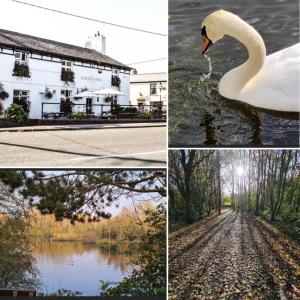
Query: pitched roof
[
  {"left": 130, "top": 72, "right": 167, "bottom": 83},
  {"left": 0, "top": 28, "right": 130, "bottom": 70}
]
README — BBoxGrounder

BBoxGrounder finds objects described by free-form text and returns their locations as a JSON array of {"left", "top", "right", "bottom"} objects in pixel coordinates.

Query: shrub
[
  {"left": 0, "top": 90, "right": 9, "bottom": 100},
  {"left": 4, "top": 103, "right": 28, "bottom": 123},
  {"left": 138, "top": 111, "right": 151, "bottom": 119},
  {"left": 13, "top": 98, "right": 31, "bottom": 114},
  {"left": 124, "top": 107, "right": 138, "bottom": 113},
  {"left": 111, "top": 105, "right": 125, "bottom": 114},
  {"left": 0, "top": 102, "right": 3, "bottom": 116},
  {"left": 61, "top": 69, "right": 75, "bottom": 84},
  {"left": 12, "top": 62, "right": 30, "bottom": 78},
  {"left": 71, "top": 112, "right": 85, "bottom": 120}
]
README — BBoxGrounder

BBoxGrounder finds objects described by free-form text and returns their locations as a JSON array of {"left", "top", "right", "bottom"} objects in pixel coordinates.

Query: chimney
[
  {"left": 85, "top": 31, "right": 106, "bottom": 54},
  {"left": 84, "top": 36, "right": 93, "bottom": 49},
  {"left": 101, "top": 35, "right": 106, "bottom": 55}
]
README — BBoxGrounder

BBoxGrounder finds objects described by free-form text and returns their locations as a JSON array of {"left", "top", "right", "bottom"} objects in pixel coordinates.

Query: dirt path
[{"left": 169, "top": 210, "right": 300, "bottom": 300}]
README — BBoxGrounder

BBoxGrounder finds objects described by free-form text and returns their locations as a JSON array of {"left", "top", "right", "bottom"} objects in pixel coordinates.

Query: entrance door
[{"left": 86, "top": 98, "right": 92, "bottom": 114}]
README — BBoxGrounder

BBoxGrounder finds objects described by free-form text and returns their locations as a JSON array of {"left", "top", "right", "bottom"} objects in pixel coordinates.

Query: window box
[
  {"left": 12, "top": 61, "right": 30, "bottom": 78},
  {"left": 111, "top": 75, "right": 121, "bottom": 88},
  {"left": 61, "top": 69, "right": 75, "bottom": 84}
]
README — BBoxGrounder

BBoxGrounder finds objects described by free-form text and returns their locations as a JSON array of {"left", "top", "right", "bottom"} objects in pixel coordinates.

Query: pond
[
  {"left": 31, "top": 240, "right": 137, "bottom": 296},
  {"left": 169, "top": 0, "right": 299, "bottom": 147}
]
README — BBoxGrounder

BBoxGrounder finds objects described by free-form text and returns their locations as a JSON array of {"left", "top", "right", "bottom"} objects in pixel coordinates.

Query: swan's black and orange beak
[{"left": 201, "top": 26, "right": 213, "bottom": 55}]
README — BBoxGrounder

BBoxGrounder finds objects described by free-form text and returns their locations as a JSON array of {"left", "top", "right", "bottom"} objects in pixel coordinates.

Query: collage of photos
[{"left": 0, "top": 0, "right": 299, "bottom": 300}]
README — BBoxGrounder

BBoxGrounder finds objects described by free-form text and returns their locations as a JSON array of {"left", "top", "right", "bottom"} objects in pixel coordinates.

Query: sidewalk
[{"left": 0, "top": 122, "right": 166, "bottom": 133}]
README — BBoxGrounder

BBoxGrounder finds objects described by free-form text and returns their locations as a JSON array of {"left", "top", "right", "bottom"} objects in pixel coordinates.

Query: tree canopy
[
  {"left": 0, "top": 170, "right": 166, "bottom": 222},
  {"left": 169, "top": 150, "right": 300, "bottom": 234}
]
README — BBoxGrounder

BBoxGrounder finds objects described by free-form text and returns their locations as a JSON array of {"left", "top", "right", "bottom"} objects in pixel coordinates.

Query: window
[
  {"left": 13, "top": 90, "right": 30, "bottom": 113},
  {"left": 13, "top": 90, "right": 29, "bottom": 100},
  {"left": 61, "top": 89, "right": 72, "bottom": 100},
  {"left": 15, "top": 51, "right": 29, "bottom": 62},
  {"left": 62, "top": 60, "right": 72, "bottom": 71},
  {"left": 112, "top": 69, "right": 119, "bottom": 75},
  {"left": 150, "top": 83, "right": 157, "bottom": 95}
]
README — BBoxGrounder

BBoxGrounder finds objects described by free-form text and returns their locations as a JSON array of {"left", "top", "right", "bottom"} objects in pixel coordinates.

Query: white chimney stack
[
  {"left": 85, "top": 31, "right": 106, "bottom": 54},
  {"left": 101, "top": 35, "right": 106, "bottom": 55}
]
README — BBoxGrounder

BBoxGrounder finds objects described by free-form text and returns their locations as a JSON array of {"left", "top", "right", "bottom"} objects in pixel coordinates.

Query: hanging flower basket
[
  {"left": 0, "top": 90, "right": 9, "bottom": 100},
  {"left": 61, "top": 69, "right": 75, "bottom": 84},
  {"left": 45, "top": 90, "right": 53, "bottom": 99},
  {"left": 104, "top": 96, "right": 112, "bottom": 103},
  {"left": 12, "top": 62, "right": 30, "bottom": 78}
]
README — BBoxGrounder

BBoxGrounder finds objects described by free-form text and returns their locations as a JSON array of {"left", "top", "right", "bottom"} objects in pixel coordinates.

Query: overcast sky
[{"left": 1, "top": 0, "right": 167, "bottom": 73}]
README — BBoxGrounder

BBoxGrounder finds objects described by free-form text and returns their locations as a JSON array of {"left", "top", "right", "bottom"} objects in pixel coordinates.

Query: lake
[
  {"left": 31, "top": 240, "right": 137, "bottom": 296},
  {"left": 169, "top": 0, "right": 299, "bottom": 146}
]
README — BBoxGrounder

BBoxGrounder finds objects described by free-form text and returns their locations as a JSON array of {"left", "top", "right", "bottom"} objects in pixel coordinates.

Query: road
[
  {"left": 0, "top": 124, "right": 166, "bottom": 167},
  {"left": 169, "top": 210, "right": 300, "bottom": 300}
]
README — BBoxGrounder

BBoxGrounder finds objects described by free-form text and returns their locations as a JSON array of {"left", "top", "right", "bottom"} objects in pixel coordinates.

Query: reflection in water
[{"left": 31, "top": 240, "right": 138, "bottom": 296}]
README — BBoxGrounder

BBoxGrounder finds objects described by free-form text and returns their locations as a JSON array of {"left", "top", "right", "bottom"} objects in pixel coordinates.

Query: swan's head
[{"left": 201, "top": 10, "right": 226, "bottom": 54}]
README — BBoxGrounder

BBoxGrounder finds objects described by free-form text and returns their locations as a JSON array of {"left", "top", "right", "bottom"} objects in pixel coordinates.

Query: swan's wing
[{"left": 243, "top": 43, "right": 300, "bottom": 111}]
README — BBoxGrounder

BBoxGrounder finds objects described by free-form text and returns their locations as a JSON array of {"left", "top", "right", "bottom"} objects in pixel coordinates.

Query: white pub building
[{"left": 0, "top": 29, "right": 131, "bottom": 119}]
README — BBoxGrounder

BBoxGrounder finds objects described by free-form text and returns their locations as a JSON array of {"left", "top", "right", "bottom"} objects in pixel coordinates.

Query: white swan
[{"left": 201, "top": 10, "right": 300, "bottom": 112}]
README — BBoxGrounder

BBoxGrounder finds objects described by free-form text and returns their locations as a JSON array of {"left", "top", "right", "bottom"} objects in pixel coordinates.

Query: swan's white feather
[{"left": 239, "top": 43, "right": 300, "bottom": 112}]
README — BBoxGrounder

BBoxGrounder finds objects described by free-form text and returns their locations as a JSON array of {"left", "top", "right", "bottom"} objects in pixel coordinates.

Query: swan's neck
[{"left": 221, "top": 14, "right": 266, "bottom": 92}]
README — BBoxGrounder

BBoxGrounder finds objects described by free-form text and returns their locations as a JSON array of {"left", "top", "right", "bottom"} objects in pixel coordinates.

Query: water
[
  {"left": 169, "top": 0, "right": 299, "bottom": 146},
  {"left": 31, "top": 240, "right": 137, "bottom": 296},
  {"left": 200, "top": 55, "right": 212, "bottom": 81}
]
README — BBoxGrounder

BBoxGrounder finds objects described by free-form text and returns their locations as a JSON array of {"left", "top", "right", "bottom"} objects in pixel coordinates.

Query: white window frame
[
  {"left": 112, "top": 68, "right": 119, "bottom": 75},
  {"left": 15, "top": 51, "right": 29, "bottom": 63},
  {"left": 62, "top": 60, "right": 73, "bottom": 72},
  {"left": 13, "top": 89, "right": 30, "bottom": 102},
  {"left": 150, "top": 82, "right": 157, "bottom": 95},
  {"left": 61, "top": 89, "right": 72, "bottom": 100}
]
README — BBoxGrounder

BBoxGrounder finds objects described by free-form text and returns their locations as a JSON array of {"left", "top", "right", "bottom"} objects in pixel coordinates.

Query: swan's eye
[{"left": 201, "top": 26, "right": 207, "bottom": 37}]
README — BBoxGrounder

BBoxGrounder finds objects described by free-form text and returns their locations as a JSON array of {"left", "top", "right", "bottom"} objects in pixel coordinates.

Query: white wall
[
  {"left": 0, "top": 51, "right": 130, "bottom": 119},
  {"left": 130, "top": 81, "right": 167, "bottom": 107}
]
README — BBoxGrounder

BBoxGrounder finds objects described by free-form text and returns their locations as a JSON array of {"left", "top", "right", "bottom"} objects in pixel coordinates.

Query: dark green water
[{"left": 169, "top": 0, "right": 299, "bottom": 146}]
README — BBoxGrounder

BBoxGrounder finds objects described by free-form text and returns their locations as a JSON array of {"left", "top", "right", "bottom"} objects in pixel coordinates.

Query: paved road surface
[
  {"left": 169, "top": 210, "right": 300, "bottom": 299},
  {"left": 0, "top": 125, "right": 166, "bottom": 167}
]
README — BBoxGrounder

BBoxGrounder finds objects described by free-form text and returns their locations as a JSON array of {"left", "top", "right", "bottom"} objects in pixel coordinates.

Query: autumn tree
[{"left": 0, "top": 181, "right": 39, "bottom": 289}]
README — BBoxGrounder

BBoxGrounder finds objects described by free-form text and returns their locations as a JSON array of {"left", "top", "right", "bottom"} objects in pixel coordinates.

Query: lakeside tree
[
  {"left": 0, "top": 182, "right": 39, "bottom": 289},
  {"left": 100, "top": 203, "right": 166, "bottom": 296}
]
